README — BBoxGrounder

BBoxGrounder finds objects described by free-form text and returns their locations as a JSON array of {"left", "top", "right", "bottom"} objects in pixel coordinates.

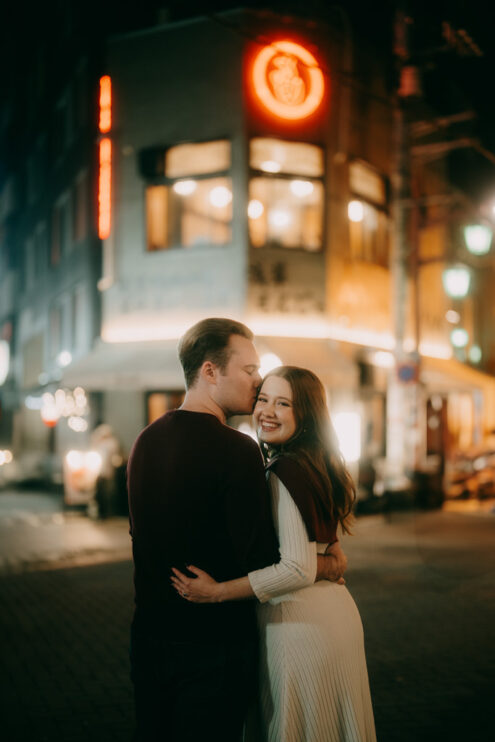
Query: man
[{"left": 127, "top": 317, "right": 346, "bottom": 741}]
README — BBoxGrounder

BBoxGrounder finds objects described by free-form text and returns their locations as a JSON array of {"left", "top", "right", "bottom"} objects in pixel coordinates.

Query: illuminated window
[
  {"left": 348, "top": 202, "right": 388, "bottom": 265},
  {"left": 250, "top": 138, "right": 324, "bottom": 176},
  {"left": 144, "top": 140, "right": 232, "bottom": 251},
  {"left": 248, "top": 138, "right": 324, "bottom": 251},
  {"left": 348, "top": 161, "right": 388, "bottom": 266},
  {"left": 147, "top": 391, "right": 185, "bottom": 424}
]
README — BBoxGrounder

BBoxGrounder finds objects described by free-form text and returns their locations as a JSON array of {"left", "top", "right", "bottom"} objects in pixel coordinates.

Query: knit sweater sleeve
[{"left": 247, "top": 473, "right": 317, "bottom": 603}]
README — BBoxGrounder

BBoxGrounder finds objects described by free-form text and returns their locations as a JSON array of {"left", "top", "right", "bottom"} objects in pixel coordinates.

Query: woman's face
[{"left": 253, "top": 375, "right": 297, "bottom": 446}]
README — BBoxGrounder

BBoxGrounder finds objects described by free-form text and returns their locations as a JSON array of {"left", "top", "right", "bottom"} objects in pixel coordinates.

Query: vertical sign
[{"left": 98, "top": 76, "right": 112, "bottom": 240}]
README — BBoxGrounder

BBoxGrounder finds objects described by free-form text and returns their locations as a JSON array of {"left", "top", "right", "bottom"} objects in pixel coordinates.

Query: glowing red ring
[{"left": 252, "top": 40, "right": 325, "bottom": 120}]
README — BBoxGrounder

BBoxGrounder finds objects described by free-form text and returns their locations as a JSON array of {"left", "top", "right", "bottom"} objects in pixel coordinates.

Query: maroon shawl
[{"left": 267, "top": 455, "right": 338, "bottom": 544}]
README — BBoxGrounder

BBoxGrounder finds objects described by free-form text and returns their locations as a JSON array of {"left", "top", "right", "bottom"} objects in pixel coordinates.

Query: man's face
[{"left": 214, "top": 335, "right": 262, "bottom": 417}]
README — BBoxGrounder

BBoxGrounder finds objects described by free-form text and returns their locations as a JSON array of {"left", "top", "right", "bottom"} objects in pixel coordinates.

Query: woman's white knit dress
[{"left": 247, "top": 472, "right": 376, "bottom": 742}]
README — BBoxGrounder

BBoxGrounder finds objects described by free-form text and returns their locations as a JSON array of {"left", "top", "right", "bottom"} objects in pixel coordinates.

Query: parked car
[{"left": 444, "top": 447, "right": 495, "bottom": 499}]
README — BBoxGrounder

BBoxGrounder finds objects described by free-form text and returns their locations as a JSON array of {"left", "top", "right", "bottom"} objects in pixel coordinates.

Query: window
[
  {"left": 52, "top": 94, "right": 71, "bottom": 160},
  {"left": 73, "top": 171, "right": 88, "bottom": 242},
  {"left": 35, "top": 222, "right": 48, "bottom": 274},
  {"left": 147, "top": 391, "right": 185, "bottom": 424},
  {"left": 248, "top": 138, "right": 324, "bottom": 251},
  {"left": 27, "top": 156, "right": 36, "bottom": 204},
  {"left": 24, "top": 237, "right": 36, "bottom": 292},
  {"left": 71, "top": 284, "right": 86, "bottom": 352},
  {"left": 73, "top": 61, "right": 88, "bottom": 129},
  {"left": 51, "top": 193, "right": 71, "bottom": 265},
  {"left": 49, "top": 305, "right": 62, "bottom": 359},
  {"left": 27, "top": 137, "right": 46, "bottom": 205},
  {"left": 348, "top": 161, "right": 388, "bottom": 266},
  {"left": 348, "top": 203, "right": 388, "bottom": 265},
  {"left": 144, "top": 140, "right": 232, "bottom": 250}
]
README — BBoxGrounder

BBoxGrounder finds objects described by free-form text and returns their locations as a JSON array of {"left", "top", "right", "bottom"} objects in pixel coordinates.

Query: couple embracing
[{"left": 127, "top": 318, "right": 376, "bottom": 742}]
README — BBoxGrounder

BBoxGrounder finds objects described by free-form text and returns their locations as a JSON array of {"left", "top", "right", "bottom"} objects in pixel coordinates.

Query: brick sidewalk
[
  {"left": 0, "top": 560, "right": 135, "bottom": 742},
  {"left": 1, "top": 510, "right": 494, "bottom": 742}
]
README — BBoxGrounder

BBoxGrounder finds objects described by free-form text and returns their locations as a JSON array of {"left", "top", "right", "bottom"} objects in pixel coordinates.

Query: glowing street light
[
  {"left": 442, "top": 264, "right": 471, "bottom": 298},
  {"left": 445, "top": 309, "right": 461, "bottom": 324},
  {"left": 0, "top": 340, "right": 9, "bottom": 386},
  {"left": 450, "top": 328, "right": 469, "bottom": 348},
  {"left": 464, "top": 224, "right": 492, "bottom": 256},
  {"left": 348, "top": 200, "right": 364, "bottom": 223},
  {"left": 290, "top": 180, "right": 314, "bottom": 197},
  {"left": 259, "top": 353, "right": 282, "bottom": 377},
  {"left": 57, "top": 350, "right": 72, "bottom": 368},
  {"left": 260, "top": 160, "right": 281, "bottom": 173},
  {"left": 333, "top": 412, "right": 361, "bottom": 464},
  {"left": 468, "top": 345, "right": 482, "bottom": 363},
  {"left": 209, "top": 186, "right": 232, "bottom": 208},
  {"left": 248, "top": 199, "right": 264, "bottom": 219},
  {"left": 173, "top": 180, "right": 197, "bottom": 196},
  {"left": 269, "top": 209, "right": 291, "bottom": 228}
]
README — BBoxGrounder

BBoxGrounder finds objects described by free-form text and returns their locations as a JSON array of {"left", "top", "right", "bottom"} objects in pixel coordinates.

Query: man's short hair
[{"left": 178, "top": 318, "right": 253, "bottom": 389}]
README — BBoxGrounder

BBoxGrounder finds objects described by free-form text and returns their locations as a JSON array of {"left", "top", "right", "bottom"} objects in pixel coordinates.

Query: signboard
[
  {"left": 252, "top": 40, "right": 325, "bottom": 120},
  {"left": 397, "top": 362, "right": 419, "bottom": 383}
]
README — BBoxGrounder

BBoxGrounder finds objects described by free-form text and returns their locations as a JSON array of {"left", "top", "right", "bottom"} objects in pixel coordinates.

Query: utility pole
[
  {"left": 385, "top": 7, "right": 493, "bottom": 498},
  {"left": 385, "top": 5, "right": 420, "bottom": 494}
]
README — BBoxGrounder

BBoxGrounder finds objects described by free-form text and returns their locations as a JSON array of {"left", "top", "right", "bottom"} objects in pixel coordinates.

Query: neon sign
[
  {"left": 252, "top": 40, "right": 325, "bottom": 120},
  {"left": 98, "top": 138, "right": 112, "bottom": 240},
  {"left": 98, "top": 76, "right": 112, "bottom": 240},
  {"left": 99, "top": 75, "right": 112, "bottom": 134}
]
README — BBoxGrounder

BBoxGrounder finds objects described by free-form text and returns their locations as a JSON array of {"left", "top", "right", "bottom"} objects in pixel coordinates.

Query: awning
[
  {"left": 62, "top": 336, "right": 358, "bottom": 393},
  {"left": 421, "top": 356, "right": 495, "bottom": 429},
  {"left": 62, "top": 339, "right": 183, "bottom": 391},
  {"left": 256, "top": 337, "right": 359, "bottom": 390}
]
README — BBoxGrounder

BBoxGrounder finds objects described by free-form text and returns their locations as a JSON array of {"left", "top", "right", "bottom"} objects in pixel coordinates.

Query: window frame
[
  {"left": 143, "top": 138, "right": 233, "bottom": 252},
  {"left": 248, "top": 137, "right": 326, "bottom": 253},
  {"left": 348, "top": 159, "right": 389, "bottom": 267}
]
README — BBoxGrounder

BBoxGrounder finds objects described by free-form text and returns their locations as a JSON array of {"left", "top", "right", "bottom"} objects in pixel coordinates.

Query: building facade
[{"left": 1, "top": 7, "right": 494, "bottom": 495}]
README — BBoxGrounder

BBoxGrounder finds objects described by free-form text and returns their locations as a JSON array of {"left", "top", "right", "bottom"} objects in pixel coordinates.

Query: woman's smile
[
  {"left": 258, "top": 419, "right": 281, "bottom": 432},
  {"left": 254, "top": 376, "right": 297, "bottom": 445}
]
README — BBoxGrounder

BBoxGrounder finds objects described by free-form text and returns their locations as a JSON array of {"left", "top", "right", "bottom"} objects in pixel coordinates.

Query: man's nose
[{"left": 254, "top": 371, "right": 263, "bottom": 387}]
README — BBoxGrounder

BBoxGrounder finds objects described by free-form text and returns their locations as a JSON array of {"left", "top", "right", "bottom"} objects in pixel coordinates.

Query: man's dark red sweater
[{"left": 127, "top": 410, "right": 279, "bottom": 643}]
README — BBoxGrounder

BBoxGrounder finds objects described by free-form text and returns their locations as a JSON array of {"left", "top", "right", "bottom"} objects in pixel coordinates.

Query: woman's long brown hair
[{"left": 261, "top": 366, "right": 356, "bottom": 534}]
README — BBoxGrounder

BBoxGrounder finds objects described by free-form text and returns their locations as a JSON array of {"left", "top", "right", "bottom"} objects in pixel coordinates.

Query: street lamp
[
  {"left": 450, "top": 327, "right": 469, "bottom": 348},
  {"left": 464, "top": 224, "right": 493, "bottom": 256},
  {"left": 442, "top": 264, "right": 471, "bottom": 299},
  {"left": 468, "top": 345, "right": 482, "bottom": 363}
]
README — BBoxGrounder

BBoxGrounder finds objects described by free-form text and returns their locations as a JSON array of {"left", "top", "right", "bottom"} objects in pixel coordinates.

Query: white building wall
[{"left": 101, "top": 18, "right": 249, "bottom": 342}]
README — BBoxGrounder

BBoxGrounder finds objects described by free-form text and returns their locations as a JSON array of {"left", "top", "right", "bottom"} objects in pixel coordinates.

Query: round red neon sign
[{"left": 252, "top": 40, "right": 325, "bottom": 120}]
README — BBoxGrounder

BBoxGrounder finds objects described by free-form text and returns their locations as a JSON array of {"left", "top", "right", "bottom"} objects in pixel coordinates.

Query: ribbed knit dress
[{"left": 247, "top": 469, "right": 376, "bottom": 742}]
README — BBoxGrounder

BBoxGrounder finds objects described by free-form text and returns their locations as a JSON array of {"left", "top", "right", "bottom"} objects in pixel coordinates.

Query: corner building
[
  {"left": 2, "top": 7, "right": 494, "bottom": 493},
  {"left": 60, "top": 10, "right": 495, "bottom": 480}
]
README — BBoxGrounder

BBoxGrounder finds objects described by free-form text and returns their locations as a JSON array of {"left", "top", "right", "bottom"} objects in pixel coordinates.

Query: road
[{"left": 0, "top": 489, "right": 494, "bottom": 741}]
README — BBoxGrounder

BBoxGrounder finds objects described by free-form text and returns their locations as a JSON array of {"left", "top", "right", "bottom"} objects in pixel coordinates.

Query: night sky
[{"left": 0, "top": 1, "right": 493, "bottom": 198}]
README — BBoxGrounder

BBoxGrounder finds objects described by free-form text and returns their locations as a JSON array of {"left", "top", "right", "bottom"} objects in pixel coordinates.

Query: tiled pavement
[
  {"left": 0, "top": 560, "right": 134, "bottom": 742},
  {"left": 0, "top": 496, "right": 494, "bottom": 742}
]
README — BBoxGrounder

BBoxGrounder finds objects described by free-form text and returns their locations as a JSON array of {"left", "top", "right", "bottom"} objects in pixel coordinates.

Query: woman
[{"left": 172, "top": 367, "right": 376, "bottom": 742}]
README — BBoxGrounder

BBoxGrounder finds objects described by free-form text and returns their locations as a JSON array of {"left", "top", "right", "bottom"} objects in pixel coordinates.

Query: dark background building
[{"left": 1, "top": 1, "right": 494, "bottom": 500}]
